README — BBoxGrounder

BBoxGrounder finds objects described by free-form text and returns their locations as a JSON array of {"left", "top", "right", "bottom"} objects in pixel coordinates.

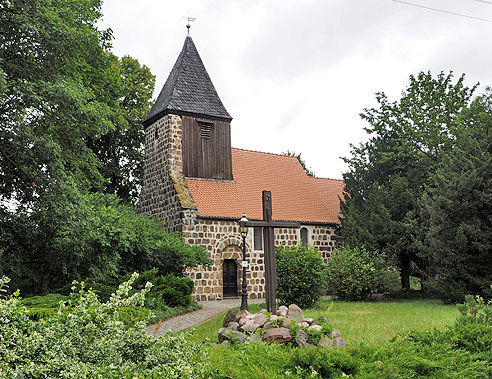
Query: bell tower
[{"left": 139, "top": 34, "right": 232, "bottom": 231}]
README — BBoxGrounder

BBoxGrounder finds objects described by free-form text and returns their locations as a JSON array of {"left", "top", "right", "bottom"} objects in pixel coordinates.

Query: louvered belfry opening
[
  {"left": 199, "top": 120, "right": 213, "bottom": 139},
  {"left": 182, "top": 116, "right": 232, "bottom": 180}
]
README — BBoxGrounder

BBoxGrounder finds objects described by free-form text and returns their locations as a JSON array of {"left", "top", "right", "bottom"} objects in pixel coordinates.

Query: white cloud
[{"left": 100, "top": 0, "right": 492, "bottom": 179}]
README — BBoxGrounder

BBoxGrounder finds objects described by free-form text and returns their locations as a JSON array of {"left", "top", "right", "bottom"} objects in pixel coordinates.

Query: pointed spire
[{"left": 143, "top": 36, "right": 232, "bottom": 127}]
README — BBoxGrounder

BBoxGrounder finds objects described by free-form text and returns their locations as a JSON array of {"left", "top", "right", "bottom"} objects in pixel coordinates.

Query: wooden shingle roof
[{"left": 143, "top": 36, "right": 232, "bottom": 127}]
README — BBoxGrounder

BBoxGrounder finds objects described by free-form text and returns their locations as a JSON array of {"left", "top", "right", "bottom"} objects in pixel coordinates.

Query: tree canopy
[
  {"left": 0, "top": 0, "right": 209, "bottom": 295},
  {"left": 340, "top": 71, "right": 487, "bottom": 296},
  {"left": 0, "top": 0, "right": 154, "bottom": 207}
]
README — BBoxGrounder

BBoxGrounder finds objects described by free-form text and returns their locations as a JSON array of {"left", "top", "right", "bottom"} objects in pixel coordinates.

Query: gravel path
[{"left": 146, "top": 298, "right": 264, "bottom": 337}]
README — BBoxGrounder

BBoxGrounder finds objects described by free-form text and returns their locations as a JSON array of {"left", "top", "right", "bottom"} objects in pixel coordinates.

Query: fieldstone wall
[
  {"left": 310, "top": 225, "right": 338, "bottom": 262},
  {"left": 184, "top": 219, "right": 338, "bottom": 301},
  {"left": 138, "top": 114, "right": 196, "bottom": 233}
]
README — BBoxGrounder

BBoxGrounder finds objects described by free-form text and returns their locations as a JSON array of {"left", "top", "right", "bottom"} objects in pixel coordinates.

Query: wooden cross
[{"left": 244, "top": 191, "right": 300, "bottom": 314}]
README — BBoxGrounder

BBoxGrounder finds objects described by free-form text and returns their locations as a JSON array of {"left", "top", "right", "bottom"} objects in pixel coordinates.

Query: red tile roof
[
  {"left": 309, "top": 176, "right": 345, "bottom": 222},
  {"left": 185, "top": 148, "right": 344, "bottom": 224}
]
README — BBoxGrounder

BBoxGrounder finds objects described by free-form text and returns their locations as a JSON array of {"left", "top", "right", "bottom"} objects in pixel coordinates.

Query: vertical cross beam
[
  {"left": 243, "top": 191, "right": 300, "bottom": 314},
  {"left": 262, "top": 191, "right": 277, "bottom": 314}
]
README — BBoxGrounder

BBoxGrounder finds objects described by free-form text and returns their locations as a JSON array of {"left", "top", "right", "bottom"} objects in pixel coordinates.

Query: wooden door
[{"left": 223, "top": 259, "right": 238, "bottom": 297}]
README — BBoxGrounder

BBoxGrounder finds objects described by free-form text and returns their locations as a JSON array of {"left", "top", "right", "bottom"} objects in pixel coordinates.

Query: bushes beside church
[
  {"left": 275, "top": 245, "right": 326, "bottom": 308},
  {"left": 326, "top": 246, "right": 388, "bottom": 300},
  {"left": 50, "top": 268, "right": 199, "bottom": 323},
  {"left": 0, "top": 191, "right": 211, "bottom": 295}
]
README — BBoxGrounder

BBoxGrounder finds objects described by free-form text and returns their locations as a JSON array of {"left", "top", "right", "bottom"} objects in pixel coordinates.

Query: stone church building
[{"left": 138, "top": 34, "right": 344, "bottom": 301}]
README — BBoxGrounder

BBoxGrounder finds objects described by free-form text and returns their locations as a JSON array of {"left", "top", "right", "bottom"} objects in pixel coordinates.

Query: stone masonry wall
[
  {"left": 137, "top": 114, "right": 196, "bottom": 233},
  {"left": 184, "top": 219, "right": 338, "bottom": 301}
]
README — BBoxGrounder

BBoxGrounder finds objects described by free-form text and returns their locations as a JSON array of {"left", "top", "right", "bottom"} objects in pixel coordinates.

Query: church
[{"left": 138, "top": 33, "right": 344, "bottom": 302}]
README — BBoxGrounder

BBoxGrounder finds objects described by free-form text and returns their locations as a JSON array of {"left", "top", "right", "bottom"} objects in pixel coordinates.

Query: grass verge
[{"left": 190, "top": 299, "right": 458, "bottom": 346}]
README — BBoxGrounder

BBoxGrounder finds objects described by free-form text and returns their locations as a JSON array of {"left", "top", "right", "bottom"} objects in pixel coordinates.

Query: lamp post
[{"left": 239, "top": 213, "right": 249, "bottom": 310}]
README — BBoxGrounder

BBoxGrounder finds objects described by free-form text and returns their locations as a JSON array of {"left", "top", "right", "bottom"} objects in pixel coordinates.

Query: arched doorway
[
  {"left": 223, "top": 260, "right": 237, "bottom": 297},
  {"left": 221, "top": 244, "right": 241, "bottom": 298}
]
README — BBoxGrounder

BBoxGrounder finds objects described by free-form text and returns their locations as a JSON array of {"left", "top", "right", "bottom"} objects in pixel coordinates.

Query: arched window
[
  {"left": 300, "top": 227, "right": 309, "bottom": 245},
  {"left": 254, "top": 227, "right": 263, "bottom": 250}
]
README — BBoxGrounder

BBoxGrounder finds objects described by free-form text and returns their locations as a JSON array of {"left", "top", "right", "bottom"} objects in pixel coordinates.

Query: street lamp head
[{"left": 239, "top": 213, "right": 248, "bottom": 238}]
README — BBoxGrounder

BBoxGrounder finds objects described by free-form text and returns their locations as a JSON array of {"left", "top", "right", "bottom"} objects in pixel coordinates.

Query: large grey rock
[
  {"left": 263, "top": 322, "right": 272, "bottom": 329},
  {"left": 218, "top": 327, "right": 227, "bottom": 341},
  {"left": 241, "top": 309, "right": 252, "bottom": 317},
  {"left": 298, "top": 322, "right": 309, "bottom": 328},
  {"left": 218, "top": 327, "right": 231, "bottom": 343},
  {"left": 263, "top": 328, "right": 292, "bottom": 344},
  {"left": 308, "top": 324, "right": 323, "bottom": 332},
  {"left": 334, "top": 337, "right": 346, "bottom": 348},
  {"left": 287, "top": 304, "right": 304, "bottom": 320},
  {"left": 242, "top": 323, "right": 260, "bottom": 333},
  {"left": 238, "top": 317, "right": 248, "bottom": 327},
  {"left": 277, "top": 305, "right": 288, "bottom": 317},
  {"left": 282, "top": 317, "right": 295, "bottom": 328},
  {"left": 319, "top": 335, "right": 333, "bottom": 348},
  {"left": 304, "top": 317, "right": 314, "bottom": 325},
  {"left": 228, "top": 322, "right": 239, "bottom": 330},
  {"left": 249, "top": 333, "right": 262, "bottom": 343},
  {"left": 331, "top": 329, "right": 341, "bottom": 338},
  {"left": 218, "top": 328, "right": 246, "bottom": 344},
  {"left": 254, "top": 313, "right": 269, "bottom": 326},
  {"left": 269, "top": 315, "right": 279, "bottom": 322},
  {"left": 295, "top": 329, "right": 309, "bottom": 347},
  {"left": 223, "top": 309, "right": 241, "bottom": 327}
]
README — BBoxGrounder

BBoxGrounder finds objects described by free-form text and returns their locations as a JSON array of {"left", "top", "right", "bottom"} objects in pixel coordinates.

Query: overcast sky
[{"left": 99, "top": 0, "right": 492, "bottom": 179}]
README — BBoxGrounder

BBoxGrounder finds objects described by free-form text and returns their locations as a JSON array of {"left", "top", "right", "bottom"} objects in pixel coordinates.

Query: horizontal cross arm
[{"left": 244, "top": 220, "right": 301, "bottom": 229}]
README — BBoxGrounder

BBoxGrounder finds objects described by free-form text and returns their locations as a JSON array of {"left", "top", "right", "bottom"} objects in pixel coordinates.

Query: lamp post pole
[{"left": 239, "top": 214, "right": 249, "bottom": 311}]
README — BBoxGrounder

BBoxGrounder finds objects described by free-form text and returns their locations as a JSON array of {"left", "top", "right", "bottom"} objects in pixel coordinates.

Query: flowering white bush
[{"left": 0, "top": 273, "right": 209, "bottom": 378}]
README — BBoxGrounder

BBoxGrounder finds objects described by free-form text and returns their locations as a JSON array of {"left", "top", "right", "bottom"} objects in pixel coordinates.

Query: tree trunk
[{"left": 400, "top": 258, "right": 411, "bottom": 291}]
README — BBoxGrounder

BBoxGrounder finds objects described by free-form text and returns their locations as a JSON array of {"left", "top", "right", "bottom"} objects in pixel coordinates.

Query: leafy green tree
[
  {"left": 282, "top": 150, "right": 315, "bottom": 177},
  {"left": 87, "top": 55, "right": 155, "bottom": 204},
  {"left": 0, "top": 0, "right": 113, "bottom": 206},
  {"left": 0, "top": 0, "right": 154, "bottom": 207},
  {"left": 418, "top": 91, "right": 492, "bottom": 302},
  {"left": 340, "top": 72, "right": 477, "bottom": 291}
]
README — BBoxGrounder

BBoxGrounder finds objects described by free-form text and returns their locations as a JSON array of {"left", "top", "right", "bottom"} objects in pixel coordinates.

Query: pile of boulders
[{"left": 217, "top": 304, "right": 345, "bottom": 348}]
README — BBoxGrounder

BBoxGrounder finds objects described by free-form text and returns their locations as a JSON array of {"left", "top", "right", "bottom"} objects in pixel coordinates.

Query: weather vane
[{"left": 182, "top": 12, "right": 196, "bottom": 35}]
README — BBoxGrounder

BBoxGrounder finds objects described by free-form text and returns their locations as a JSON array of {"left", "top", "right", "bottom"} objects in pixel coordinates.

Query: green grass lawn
[
  {"left": 189, "top": 299, "right": 458, "bottom": 346},
  {"left": 188, "top": 299, "right": 463, "bottom": 378}
]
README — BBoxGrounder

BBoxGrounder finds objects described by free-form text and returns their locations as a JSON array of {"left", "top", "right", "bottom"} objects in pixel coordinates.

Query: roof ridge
[
  {"left": 167, "top": 36, "right": 188, "bottom": 106},
  {"left": 231, "top": 147, "right": 298, "bottom": 160},
  {"left": 310, "top": 176, "right": 344, "bottom": 182}
]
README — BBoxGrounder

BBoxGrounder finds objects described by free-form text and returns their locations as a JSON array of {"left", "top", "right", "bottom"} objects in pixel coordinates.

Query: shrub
[
  {"left": 326, "top": 246, "right": 388, "bottom": 300},
  {"left": 151, "top": 274, "right": 194, "bottom": 307},
  {"left": 0, "top": 274, "right": 209, "bottom": 378},
  {"left": 276, "top": 244, "right": 326, "bottom": 308},
  {"left": 1, "top": 191, "right": 212, "bottom": 295}
]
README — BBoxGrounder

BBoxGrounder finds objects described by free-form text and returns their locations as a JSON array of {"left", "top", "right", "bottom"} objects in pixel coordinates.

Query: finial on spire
[{"left": 182, "top": 12, "right": 196, "bottom": 35}]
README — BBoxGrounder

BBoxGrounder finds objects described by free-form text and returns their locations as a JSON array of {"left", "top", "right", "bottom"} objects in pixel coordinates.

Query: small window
[
  {"left": 154, "top": 128, "right": 159, "bottom": 139},
  {"left": 198, "top": 121, "right": 213, "bottom": 139},
  {"left": 300, "top": 227, "right": 309, "bottom": 245},
  {"left": 254, "top": 227, "right": 263, "bottom": 250}
]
